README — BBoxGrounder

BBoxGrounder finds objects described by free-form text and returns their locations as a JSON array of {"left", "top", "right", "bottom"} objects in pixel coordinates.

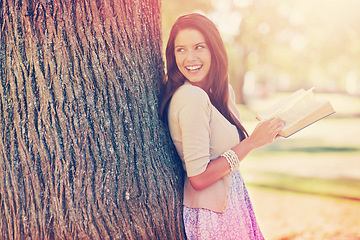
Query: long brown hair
[{"left": 159, "top": 13, "right": 248, "bottom": 140}]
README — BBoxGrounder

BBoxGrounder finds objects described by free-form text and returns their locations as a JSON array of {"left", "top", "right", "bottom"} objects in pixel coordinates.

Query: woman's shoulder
[{"left": 172, "top": 82, "right": 210, "bottom": 103}]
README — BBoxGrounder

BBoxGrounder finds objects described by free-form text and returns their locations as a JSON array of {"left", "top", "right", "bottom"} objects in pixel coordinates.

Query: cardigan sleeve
[{"left": 168, "top": 85, "right": 211, "bottom": 177}]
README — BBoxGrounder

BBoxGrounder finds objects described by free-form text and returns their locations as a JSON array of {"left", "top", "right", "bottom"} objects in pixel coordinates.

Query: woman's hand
[{"left": 247, "top": 117, "right": 285, "bottom": 149}]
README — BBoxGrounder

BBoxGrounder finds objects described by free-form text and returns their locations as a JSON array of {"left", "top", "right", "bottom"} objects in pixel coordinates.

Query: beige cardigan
[{"left": 167, "top": 81, "right": 241, "bottom": 213}]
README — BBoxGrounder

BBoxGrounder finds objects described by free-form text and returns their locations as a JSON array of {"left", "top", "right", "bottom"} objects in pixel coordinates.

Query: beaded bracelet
[{"left": 221, "top": 149, "right": 239, "bottom": 171}]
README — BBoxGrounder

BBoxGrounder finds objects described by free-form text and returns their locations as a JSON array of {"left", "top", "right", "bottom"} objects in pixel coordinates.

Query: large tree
[{"left": 0, "top": 0, "right": 186, "bottom": 239}]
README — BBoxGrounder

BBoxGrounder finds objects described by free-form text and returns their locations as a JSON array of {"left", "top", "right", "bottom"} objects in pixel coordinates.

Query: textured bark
[{"left": 0, "top": 0, "right": 185, "bottom": 239}]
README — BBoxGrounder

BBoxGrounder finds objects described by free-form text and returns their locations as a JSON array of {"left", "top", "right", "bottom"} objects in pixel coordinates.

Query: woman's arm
[{"left": 189, "top": 117, "right": 285, "bottom": 190}]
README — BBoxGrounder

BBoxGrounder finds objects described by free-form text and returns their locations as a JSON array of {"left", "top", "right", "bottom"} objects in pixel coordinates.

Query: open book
[{"left": 256, "top": 88, "right": 335, "bottom": 137}]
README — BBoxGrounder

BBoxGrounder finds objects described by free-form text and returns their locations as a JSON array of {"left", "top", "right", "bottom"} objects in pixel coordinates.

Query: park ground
[{"left": 238, "top": 92, "right": 360, "bottom": 240}]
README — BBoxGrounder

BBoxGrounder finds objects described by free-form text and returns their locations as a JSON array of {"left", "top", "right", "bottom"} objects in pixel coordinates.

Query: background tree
[{"left": 0, "top": 0, "right": 186, "bottom": 239}]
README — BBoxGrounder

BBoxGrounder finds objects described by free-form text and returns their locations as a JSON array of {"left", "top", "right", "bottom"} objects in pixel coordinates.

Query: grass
[{"left": 243, "top": 170, "right": 360, "bottom": 201}]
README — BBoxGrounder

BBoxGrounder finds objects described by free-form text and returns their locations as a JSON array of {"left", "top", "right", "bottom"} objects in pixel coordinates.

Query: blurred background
[{"left": 161, "top": 0, "right": 360, "bottom": 239}]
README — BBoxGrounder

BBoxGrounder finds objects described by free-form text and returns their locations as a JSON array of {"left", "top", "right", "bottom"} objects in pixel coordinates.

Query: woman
[{"left": 159, "top": 13, "right": 284, "bottom": 240}]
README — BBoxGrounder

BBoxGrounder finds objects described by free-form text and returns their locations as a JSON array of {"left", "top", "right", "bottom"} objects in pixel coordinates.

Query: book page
[
  {"left": 280, "top": 101, "right": 335, "bottom": 137},
  {"left": 278, "top": 99, "right": 324, "bottom": 127},
  {"left": 256, "top": 88, "right": 335, "bottom": 137},
  {"left": 275, "top": 90, "right": 316, "bottom": 125},
  {"left": 257, "top": 88, "right": 313, "bottom": 120}
]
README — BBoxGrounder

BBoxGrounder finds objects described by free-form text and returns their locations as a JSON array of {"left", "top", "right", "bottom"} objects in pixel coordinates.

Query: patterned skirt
[{"left": 183, "top": 170, "right": 265, "bottom": 240}]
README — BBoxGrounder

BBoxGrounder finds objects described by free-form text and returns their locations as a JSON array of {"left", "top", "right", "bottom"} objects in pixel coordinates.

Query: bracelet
[{"left": 221, "top": 149, "right": 239, "bottom": 171}]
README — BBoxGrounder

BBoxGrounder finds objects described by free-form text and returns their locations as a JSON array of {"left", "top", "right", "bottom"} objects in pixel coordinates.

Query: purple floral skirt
[{"left": 183, "top": 170, "right": 265, "bottom": 240}]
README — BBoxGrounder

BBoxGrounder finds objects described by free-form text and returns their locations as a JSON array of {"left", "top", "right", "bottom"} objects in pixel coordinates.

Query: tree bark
[{"left": 0, "top": 0, "right": 186, "bottom": 239}]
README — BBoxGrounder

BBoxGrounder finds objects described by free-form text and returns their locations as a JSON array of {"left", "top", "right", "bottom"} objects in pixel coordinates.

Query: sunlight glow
[{"left": 162, "top": 0, "right": 360, "bottom": 95}]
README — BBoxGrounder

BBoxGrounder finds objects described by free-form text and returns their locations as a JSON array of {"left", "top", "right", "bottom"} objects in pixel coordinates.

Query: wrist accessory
[{"left": 221, "top": 149, "right": 239, "bottom": 171}]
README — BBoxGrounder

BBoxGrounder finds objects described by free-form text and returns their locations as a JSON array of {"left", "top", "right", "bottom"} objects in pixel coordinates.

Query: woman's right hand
[{"left": 247, "top": 117, "right": 285, "bottom": 149}]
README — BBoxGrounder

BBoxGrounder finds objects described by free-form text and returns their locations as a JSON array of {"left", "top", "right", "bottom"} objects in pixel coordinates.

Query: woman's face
[{"left": 174, "top": 28, "right": 211, "bottom": 88}]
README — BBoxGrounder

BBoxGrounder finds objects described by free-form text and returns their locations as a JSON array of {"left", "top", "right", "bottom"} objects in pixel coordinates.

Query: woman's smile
[
  {"left": 186, "top": 65, "right": 201, "bottom": 70},
  {"left": 186, "top": 64, "right": 203, "bottom": 72}
]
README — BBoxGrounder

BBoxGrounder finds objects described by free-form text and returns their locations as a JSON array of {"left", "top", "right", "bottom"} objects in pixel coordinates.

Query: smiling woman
[{"left": 159, "top": 13, "right": 286, "bottom": 240}]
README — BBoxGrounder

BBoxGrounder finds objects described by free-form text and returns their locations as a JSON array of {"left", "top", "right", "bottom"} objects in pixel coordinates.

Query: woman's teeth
[{"left": 186, "top": 65, "right": 201, "bottom": 71}]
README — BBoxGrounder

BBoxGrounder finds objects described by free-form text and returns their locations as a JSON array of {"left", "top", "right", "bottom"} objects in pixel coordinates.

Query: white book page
[
  {"left": 257, "top": 88, "right": 315, "bottom": 121},
  {"left": 278, "top": 99, "right": 324, "bottom": 128}
]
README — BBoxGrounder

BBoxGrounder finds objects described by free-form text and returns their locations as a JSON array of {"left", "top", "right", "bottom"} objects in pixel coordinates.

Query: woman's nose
[{"left": 186, "top": 50, "right": 197, "bottom": 60}]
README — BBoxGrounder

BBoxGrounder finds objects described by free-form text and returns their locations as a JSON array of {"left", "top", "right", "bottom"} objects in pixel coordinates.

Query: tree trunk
[{"left": 0, "top": 0, "right": 186, "bottom": 239}]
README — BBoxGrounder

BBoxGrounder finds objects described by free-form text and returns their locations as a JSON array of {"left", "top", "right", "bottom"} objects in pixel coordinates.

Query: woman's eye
[
  {"left": 176, "top": 48, "right": 185, "bottom": 53},
  {"left": 196, "top": 45, "right": 206, "bottom": 50}
]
